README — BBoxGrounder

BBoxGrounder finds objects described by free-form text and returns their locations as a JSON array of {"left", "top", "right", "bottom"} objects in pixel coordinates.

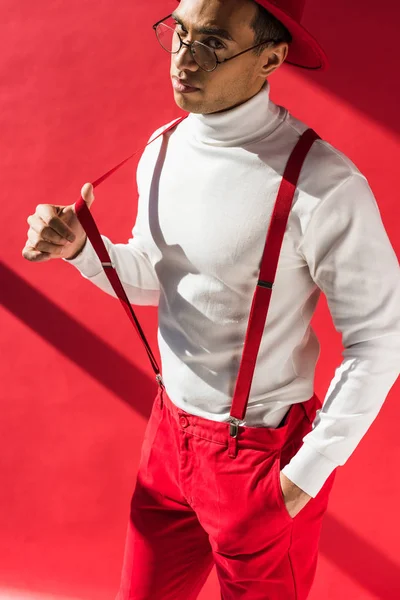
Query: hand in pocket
[{"left": 278, "top": 470, "right": 312, "bottom": 519}]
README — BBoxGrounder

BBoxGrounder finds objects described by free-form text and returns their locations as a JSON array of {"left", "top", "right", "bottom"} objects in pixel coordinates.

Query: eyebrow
[{"left": 171, "top": 12, "right": 235, "bottom": 42}]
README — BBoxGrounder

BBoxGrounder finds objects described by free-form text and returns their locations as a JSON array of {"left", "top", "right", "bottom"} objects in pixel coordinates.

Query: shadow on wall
[
  {"left": 320, "top": 512, "right": 400, "bottom": 597},
  {"left": 299, "top": 0, "right": 399, "bottom": 135},
  {"left": 0, "top": 261, "right": 158, "bottom": 420}
]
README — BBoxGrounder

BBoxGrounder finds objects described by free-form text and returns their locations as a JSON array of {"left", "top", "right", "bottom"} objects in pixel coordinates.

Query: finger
[
  {"left": 27, "top": 214, "right": 69, "bottom": 246},
  {"left": 22, "top": 243, "right": 51, "bottom": 263},
  {"left": 80, "top": 182, "right": 95, "bottom": 208},
  {"left": 26, "top": 236, "right": 66, "bottom": 256},
  {"left": 27, "top": 228, "right": 65, "bottom": 250},
  {"left": 35, "top": 204, "right": 76, "bottom": 242}
]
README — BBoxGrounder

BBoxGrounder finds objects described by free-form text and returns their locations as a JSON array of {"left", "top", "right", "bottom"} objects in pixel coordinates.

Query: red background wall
[{"left": 0, "top": 0, "right": 399, "bottom": 598}]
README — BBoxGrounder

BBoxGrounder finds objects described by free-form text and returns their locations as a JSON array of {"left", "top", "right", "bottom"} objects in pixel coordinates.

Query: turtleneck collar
[{"left": 185, "top": 80, "right": 282, "bottom": 147}]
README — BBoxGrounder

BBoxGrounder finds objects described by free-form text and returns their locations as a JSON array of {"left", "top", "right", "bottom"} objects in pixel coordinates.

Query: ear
[{"left": 259, "top": 42, "right": 289, "bottom": 78}]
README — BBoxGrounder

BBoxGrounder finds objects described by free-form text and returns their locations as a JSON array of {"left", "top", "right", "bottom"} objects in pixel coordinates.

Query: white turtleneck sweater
[{"left": 64, "top": 81, "right": 400, "bottom": 497}]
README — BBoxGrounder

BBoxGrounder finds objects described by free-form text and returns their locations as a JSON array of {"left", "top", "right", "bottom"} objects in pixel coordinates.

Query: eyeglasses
[{"left": 153, "top": 14, "right": 282, "bottom": 73}]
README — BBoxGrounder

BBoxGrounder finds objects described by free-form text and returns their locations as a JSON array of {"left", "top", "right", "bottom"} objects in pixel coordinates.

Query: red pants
[{"left": 115, "top": 388, "right": 337, "bottom": 600}]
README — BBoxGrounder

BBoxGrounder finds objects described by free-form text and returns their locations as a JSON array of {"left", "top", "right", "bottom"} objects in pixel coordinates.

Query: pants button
[{"left": 179, "top": 416, "right": 189, "bottom": 428}]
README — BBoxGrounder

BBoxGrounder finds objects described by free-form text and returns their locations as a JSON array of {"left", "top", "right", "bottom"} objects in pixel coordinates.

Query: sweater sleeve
[
  {"left": 62, "top": 138, "right": 160, "bottom": 307},
  {"left": 62, "top": 232, "right": 160, "bottom": 307},
  {"left": 281, "top": 173, "right": 400, "bottom": 497}
]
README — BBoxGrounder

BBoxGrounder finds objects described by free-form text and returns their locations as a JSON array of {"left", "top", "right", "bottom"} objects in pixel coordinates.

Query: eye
[
  {"left": 204, "top": 37, "right": 225, "bottom": 50},
  {"left": 172, "top": 21, "right": 225, "bottom": 50},
  {"left": 174, "top": 21, "right": 186, "bottom": 33}
]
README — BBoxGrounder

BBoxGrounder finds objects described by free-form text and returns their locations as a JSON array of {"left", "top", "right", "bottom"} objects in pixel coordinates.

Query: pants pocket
[{"left": 272, "top": 454, "right": 295, "bottom": 524}]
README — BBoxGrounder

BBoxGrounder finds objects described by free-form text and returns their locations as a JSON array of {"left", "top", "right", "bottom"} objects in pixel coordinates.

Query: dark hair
[{"left": 250, "top": 2, "right": 293, "bottom": 55}]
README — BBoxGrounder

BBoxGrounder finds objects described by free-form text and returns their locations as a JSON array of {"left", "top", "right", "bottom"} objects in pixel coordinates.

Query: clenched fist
[{"left": 22, "top": 183, "right": 95, "bottom": 262}]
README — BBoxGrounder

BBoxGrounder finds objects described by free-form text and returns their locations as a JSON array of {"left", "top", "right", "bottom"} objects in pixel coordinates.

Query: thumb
[{"left": 80, "top": 182, "right": 95, "bottom": 208}]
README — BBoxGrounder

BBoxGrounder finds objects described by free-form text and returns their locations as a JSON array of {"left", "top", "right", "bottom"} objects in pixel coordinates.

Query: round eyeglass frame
[{"left": 153, "top": 14, "right": 282, "bottom": 73}]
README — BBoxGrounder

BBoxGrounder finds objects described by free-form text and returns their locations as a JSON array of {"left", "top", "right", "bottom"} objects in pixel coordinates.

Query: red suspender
[
  {"left": 74, "top": 118, "right": 320, "bottom": 416},
  {"left": 74, "top": 115, "right": 187, "bottom": 388},
  {"left": 229, "top": 128, "right": 320, "bottom": 434}
]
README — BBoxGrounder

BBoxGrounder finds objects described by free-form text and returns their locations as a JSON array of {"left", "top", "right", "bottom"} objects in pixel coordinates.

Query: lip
[{"left": 172, "top": 76, "right": 200, "bottom": 94}]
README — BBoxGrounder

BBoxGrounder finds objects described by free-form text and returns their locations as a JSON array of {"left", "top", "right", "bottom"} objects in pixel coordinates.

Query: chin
[{"left": 172, "top": 89, "right": 203, "bottom": 112}]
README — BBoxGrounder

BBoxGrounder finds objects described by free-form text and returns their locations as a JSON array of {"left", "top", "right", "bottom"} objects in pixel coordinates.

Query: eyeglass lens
[{"left": 156, "top": 22, "right": 217, "bottom": 72}]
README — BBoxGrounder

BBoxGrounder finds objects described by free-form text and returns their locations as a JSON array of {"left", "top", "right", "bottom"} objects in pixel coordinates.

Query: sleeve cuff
[
  {"left": 62, "top": 236, "right": 103, "bottom": 278},
  {"left": 281, "top": 442, "right": 339, "bottom": 498}
]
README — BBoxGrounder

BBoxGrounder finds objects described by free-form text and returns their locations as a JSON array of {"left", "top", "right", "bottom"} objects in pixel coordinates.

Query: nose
[{"left": 173, "top": 43, "right": 199, "bottom": 72}]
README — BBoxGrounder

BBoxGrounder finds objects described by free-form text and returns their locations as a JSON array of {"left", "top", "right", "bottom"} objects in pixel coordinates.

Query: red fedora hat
[{"left": 253, "top": 0, "right": 329, "bottom": 70}]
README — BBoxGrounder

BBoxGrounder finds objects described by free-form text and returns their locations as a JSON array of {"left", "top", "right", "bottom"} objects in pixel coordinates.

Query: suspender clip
[
  {"left": 228, "top": 417, "right": 242, "bottom": 438},
  {"left": 155, "top": 374, "right": 164, "bottom": 389}
]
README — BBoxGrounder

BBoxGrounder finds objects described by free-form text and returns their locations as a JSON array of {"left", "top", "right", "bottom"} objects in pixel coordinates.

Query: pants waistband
[{"left": 157, "top": 387, "right": 320, "bottom": 453}]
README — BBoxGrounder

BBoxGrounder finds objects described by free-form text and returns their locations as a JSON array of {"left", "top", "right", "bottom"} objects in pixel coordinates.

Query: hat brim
[{"left": 253, "top": 0, "right": 329, "bottom": 70}]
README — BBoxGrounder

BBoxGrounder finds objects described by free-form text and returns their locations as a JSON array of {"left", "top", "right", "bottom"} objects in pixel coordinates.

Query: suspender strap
[
  {"left": 229, "top": 128, "right": 320, "bottom": 423},
  {"left": 74, "top": 115, "right": 188, "bottom": 388}
]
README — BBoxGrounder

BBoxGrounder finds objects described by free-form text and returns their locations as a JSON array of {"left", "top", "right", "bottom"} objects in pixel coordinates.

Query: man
[{"left": 22, "top": 0, "right": 400, "bottom": 598}]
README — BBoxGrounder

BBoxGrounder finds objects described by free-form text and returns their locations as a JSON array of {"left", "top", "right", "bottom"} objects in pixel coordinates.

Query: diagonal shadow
[
  {"left": 319, "top": 513, "right": 400, "bottom": 597},
  {"left": 0, "top": 261, "right": 157, "bottom": 419},
  {"left": 293, "top": 0, "right": 400, "bottom": 137},
  {"left": 1, "top": 262, "right": 400, "bottom": 598}
]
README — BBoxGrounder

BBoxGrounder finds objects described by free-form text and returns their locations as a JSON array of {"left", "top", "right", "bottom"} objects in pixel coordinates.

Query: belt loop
[
  {"left": 228, "top": 434, "right": 238, "bottom": 459},
  {"left": 159, "top": 388, "right": 164, "bottom": 409}
]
